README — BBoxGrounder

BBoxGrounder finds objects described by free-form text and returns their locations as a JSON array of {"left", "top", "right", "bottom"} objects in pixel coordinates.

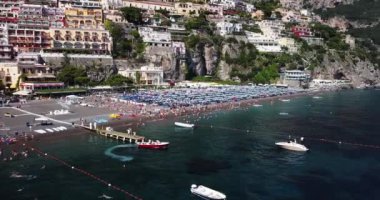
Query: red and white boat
[{"left": 136, "top": 140, "right": 169, "bottom": 149}]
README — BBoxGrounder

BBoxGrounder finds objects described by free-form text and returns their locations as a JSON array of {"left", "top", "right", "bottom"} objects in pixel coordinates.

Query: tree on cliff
[
  {"left": 254, "top": 0, "right": 280, "bottom": 18},
  {"left": 120, "top": 7, "right": 143, "bottom": 25},
  {"left": 57, "top": 66, "right": 88, "bottom": 86},
  {"left": 105, "top": 20, "right": 145, "bottom": 59},
  {"left": 253, "top": 64, "right": 279, "bottom": 84},
  {"left": 0, "top": 80, "right": 5, "bottom": 91},
  {"left": 135, "top": 71, "right": 142, "bottom": 84},
  {"left": 185, "top": 12, "right": 212, "bottom": 34},
  {"left": 106, "top": 74, "right": 133, "bottom": 86}
]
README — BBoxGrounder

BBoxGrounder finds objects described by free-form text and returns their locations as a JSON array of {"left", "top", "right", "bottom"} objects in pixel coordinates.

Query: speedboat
[
  {"left": 313, "top": 96, "right": 322, "bottom": 99},
  {"left": 175, "top": 122, "right": 194, "bottom": 128},
  {"left": 136, "top": 140, "right": 169, "bottom": 149},
  {"left": 280, "top": 99, "right": 290, "bottom": 102},
  {"left": 190, "top": 184, "right": 226, "bottom": 200},
  {"left": 253, "top": 104, "right": 263, "bottom": 107},
  {"left": 275, "top": 139, "right": 308, "bottom": 152}
]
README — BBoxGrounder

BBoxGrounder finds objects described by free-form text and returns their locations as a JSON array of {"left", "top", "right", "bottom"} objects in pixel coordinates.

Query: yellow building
[
  {"left": 0, "top": 62, "right": 20, "bottom": 89},
  {"left": 65, "top": 7, "right": 103, "bottom": 29},
  {"left": 50, "top": 28, "right": 112, "bottom": 54},
  {"left": 174, "top": 2, "right": 203, "bottom": 17}
]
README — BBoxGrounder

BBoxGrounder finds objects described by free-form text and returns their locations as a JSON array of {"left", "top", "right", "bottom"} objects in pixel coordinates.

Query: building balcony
[
  {"left": 0, "top": 47, "right": 12, "bottom": 52},
  {"left": 102, "top": 38, "right": 110, "bottom": 42},
  {"left": 0, "top": 55, "right": 13, "bottom": 59}
]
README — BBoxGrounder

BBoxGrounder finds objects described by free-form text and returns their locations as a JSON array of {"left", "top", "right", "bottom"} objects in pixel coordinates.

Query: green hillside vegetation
[
  {"left": 105, "top": 20, "right": 145, "bottom": 59},
  {"left": 317, "top": 0, "right": 380, "bottom": 45},
  {"left": 315, "top": 0, "right": 379, "bottom": 68}
]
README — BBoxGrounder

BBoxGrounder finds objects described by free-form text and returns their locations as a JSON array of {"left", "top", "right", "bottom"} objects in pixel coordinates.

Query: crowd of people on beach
[{"left": 62, "top": 86, "right": 305, "bottom": 127}]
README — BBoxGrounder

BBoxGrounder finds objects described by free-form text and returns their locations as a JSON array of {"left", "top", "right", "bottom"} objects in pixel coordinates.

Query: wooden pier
[{"left": 82, "top": 125, "right": 144, "bottom": 143}]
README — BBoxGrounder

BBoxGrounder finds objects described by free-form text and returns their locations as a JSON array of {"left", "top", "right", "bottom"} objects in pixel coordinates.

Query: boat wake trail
[
  {"left": 98, "top": 194, "right": 113, "bottom": 199},
  {"left": 10, "top": 171, "right": 37, "bottom": 180},
  {"left": 104, "top": 144, "right": 137, "bottom": 162}
]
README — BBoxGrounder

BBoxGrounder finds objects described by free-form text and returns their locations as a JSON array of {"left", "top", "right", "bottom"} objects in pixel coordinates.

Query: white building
[
  {"left": 216, "top": 21, "right": 242, "bottom": 36},
  {"left": 283, "top": 70, "right": 310, "bottom": 81},
  {"left": 118, "top": 66, "right": 164, "bottom": 85},
  {"left": 101, "top": 0, "right": 124, "bottom": 9},
  {"left": 58, "top": 0, "right": 103, "bottom": 9},
  {"left": 209, "top": 0, "right": 236, "bottom": 9},
  {"left": 278, "top": 37, "right": 298, "bottom": 53},
  {"left": 205, "top": 4, "right": 224, "bottom": 17},
  {"left": 257, "top": 20, "right": 285, "bottom": 39},
  {"left": 172, "top": 41, "right": 186, "bottom": 55},
  {"left": 104, "top": 10, "right": 125, "bottom": 23},
  {"left": 120, "top": 0, "right": 174, "bottom": 11},
  {"left": 310, "top": 79, "right": 351, "bottom": 88},
  {"left": 245, "top": 31, "right": 282, "bottom": 53},
  {"left": 138, "top": 27, "right": 172, "bottom": 47}
]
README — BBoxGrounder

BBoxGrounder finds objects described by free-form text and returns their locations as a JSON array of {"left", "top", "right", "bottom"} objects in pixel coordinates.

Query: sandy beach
[{"left": 0, "top": 86, "right": 328, "bottom": 150}]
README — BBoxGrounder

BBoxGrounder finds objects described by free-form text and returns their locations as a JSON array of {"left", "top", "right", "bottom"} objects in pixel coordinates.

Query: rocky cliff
[
  {"left": 312, "top": 51, "right": 380, "bottom": 87},
  {"left": 115, "top": 46, "right": 187, "bottom": 81},
  {"left": 184, "top": 37, "right": 380, "bottom": 87},
  {"left": 186, "top": 43, "right": 218, "bottom": 76},
  {"left": 305, "top": 0, "right": 356, "bottom": 9}
]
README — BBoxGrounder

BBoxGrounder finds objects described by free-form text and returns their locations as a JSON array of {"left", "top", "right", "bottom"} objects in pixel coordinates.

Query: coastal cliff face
[
  {"left": 186, "top": 43, "right": 218, "bottom": 76},
  {"left": 115, "top": 46, "right": 187, "bottom": 80},
  {"left": 304, "top": 0, "right": 356, "bottom": 9},
  {"left": 313, "top": 52, "right": 380, "bottom": 87},
  {"left": 183, "top": 38, "right": 380, "bottom": 86}
]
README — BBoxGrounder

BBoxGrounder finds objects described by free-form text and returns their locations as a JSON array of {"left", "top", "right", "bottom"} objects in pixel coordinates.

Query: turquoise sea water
[{"left": 1, "top": 89, "right": 380, "bottom": 200}]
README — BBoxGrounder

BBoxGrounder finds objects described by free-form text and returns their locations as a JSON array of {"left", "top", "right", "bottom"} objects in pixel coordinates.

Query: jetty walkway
[{"left": 83, "top": 125, "right": 145, "bottom": 143}]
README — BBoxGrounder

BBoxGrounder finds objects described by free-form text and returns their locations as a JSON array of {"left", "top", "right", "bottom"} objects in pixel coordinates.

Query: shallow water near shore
[{"left": 1, "top": 89, "right": 380, "bottom": 200}]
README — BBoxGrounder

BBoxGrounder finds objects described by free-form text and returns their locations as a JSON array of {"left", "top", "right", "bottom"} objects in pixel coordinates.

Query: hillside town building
[
  {"left": 138, "top": 27, "right": 171, "bottom": 47},
  {"left": 119, "top": 66, "right": 164, "bottom": 85}
]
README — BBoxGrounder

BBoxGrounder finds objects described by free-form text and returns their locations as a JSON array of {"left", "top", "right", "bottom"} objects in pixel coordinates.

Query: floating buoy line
[
  {"left": 196, "top": 124, "right": 380, "bottom": 150},
  {"left": 24, "top": 144, "right": 143, "bottom": 200}
]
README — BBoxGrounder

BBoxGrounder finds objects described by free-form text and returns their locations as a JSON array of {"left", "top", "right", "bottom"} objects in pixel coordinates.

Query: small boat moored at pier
[
  {"left": 136, "top": 140, "right": 169, "bottom": 149},
  {"left": 175, "top": 122, "right": 194, "bottom": 128},
  {"left": 276, "top": 138, "right": 308, "bottom": 152},
  {"left": 190, "top": 184, "right": 226, "bottom": 200}
]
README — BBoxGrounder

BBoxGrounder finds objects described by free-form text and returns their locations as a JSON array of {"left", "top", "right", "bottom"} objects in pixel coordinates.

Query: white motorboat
[
  {"left": 253, "top": 104, "right": 263, "bottom": 107},
  {"left": 275, "top": 139, "right": 309, "bottom": 152},
  {"left": 313, "top": 96, "right": 322, "bottom": 99},
  {"left": 190, "top": 184, "right": 226, "bottom": 200},
  {"left": 175, "top": 122, "right": 194, "bottom": 128},
  {"left": 280, "top": 99, "right": 290, "bottom": 102}
]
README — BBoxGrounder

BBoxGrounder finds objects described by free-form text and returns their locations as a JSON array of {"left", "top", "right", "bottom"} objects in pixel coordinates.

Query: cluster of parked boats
[{"left": 121, "top": 86, "right": 302, "bottom": 108}]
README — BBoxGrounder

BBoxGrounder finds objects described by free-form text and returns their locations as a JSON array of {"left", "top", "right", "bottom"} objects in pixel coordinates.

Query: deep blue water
[{"left": 1, "top": 89, "right": 380, "bottom": 200}]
